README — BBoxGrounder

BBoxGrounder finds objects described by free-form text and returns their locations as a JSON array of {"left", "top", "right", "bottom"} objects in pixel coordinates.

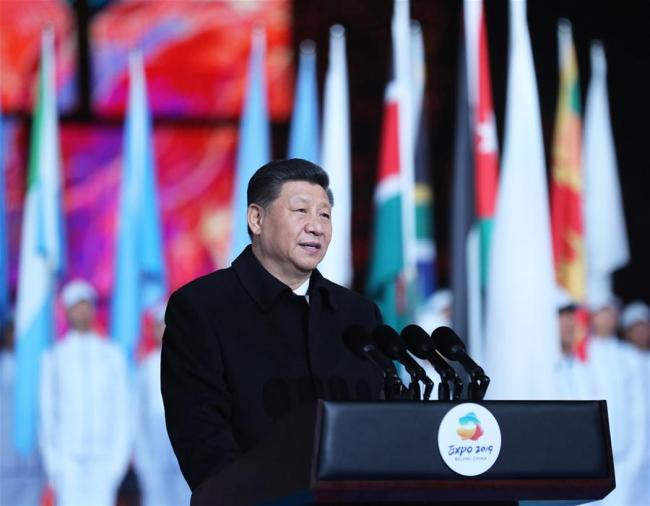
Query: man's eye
[
  {"left": 321, "top": 212, "right": 330, "bottom": 219},
  {"left": 295, "top": 208, "right": 306, "bottom": 213}
]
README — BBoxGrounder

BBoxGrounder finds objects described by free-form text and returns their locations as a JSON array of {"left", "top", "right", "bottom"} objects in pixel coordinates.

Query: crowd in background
[{"left": 555, "top": 293, "right": 650, "bottom": 505}]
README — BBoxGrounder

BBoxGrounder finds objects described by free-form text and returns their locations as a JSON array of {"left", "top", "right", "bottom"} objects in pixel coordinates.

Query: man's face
[
  {"left": 66, "top": 301, "right": 95, "bottom": 332},
  {"left": 625, "top": 321, "right": 650, "bottom": 350},
  {"left": 591, "top": 306, "right": 619, "bottom": 337},
  {"left": 559, "top": 309, "right": 577, "bottom": 354},
  {"left": 249, "top": 181, "right": 332, "bottom": 284}
]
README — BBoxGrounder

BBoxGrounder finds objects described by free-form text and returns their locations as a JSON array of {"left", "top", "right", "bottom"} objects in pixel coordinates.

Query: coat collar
[{"left": 232, "top": 245, "right": 337, "bottom": 312}]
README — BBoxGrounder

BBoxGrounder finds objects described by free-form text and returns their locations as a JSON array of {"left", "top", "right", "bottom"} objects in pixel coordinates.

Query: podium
[{"left": 191, "top": 400, "right": 614, "bottom": 505}]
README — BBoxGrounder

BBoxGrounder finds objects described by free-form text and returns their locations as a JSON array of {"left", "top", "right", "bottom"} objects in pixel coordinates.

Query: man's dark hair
[{"left": 246, "top": 158, "right": 334, "bottom": 237}]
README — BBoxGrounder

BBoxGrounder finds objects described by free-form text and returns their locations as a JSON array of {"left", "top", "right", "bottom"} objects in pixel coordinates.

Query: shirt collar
[
  {"left": 232, "top": 245, "right": 337, "bottom": 312},
  {"left": 293, "top": 278, "right": 310, "bottom": 297}
]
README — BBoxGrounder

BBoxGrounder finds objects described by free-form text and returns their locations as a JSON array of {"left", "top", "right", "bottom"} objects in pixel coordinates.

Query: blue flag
[
  {"left": 14, "top": 29, "right": 67, "bottom": 453},
  {"left": 288, "top": 40, "right": 319, "bottom": 162},
  {"left": 0, "top": 105, "right": 8, "bottom": 330},
  {"left": 228, "top": 28, "right": 271, "bottom": 263},
  {"left": 110, "top": 51, "right": 166, "bottom": 368}
]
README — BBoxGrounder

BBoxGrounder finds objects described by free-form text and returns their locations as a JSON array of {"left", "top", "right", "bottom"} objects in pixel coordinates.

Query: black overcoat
[{"left": 161, "top": 246, "right": 384, "bottom": 490}]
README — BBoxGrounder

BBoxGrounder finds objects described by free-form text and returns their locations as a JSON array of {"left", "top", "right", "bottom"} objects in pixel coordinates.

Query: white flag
[
  {"left": 583, "top": 42, "right": 629, "bottom": 305},
  {"left": 319, "top": 25, "right": 352, "bottom": 286},
  {"left": 484, "top": 0, "right": 561, "bottom": 400}
]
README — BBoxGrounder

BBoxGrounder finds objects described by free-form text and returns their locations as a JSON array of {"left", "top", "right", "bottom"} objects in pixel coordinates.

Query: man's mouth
[{"left": 299, "top": 242, "right": 321, "bottom": 252}]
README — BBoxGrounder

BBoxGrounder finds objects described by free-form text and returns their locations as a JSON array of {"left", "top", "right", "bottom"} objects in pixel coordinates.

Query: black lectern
[{"left": 191, "top": 400, "right": 614, "bottom": 506}]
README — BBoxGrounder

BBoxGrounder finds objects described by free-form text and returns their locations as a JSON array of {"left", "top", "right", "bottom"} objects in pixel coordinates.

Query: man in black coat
[{"left": 161, "top": 159, "right": 384, "bottom": 491}]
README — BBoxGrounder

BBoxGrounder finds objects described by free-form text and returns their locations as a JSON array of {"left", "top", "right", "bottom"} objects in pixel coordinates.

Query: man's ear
[{"left": 247, "top": 204, "right": 264, "bottom": 236}]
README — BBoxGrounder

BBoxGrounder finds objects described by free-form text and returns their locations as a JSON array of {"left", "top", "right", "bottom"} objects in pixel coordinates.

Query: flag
[
  {"left": 13, "top": 29, "right": 66, "bottom": 453},
  {"left": 484, "top": 0, "right": 561, "bottom": 400},
  {"left": 450, "top": 26, "right": 478, "bottom": 352},
  {"left": 367, "top": 81, "right": 406, "bottom": 328},
  {"left": 410, "top": 21, "right": 436, "bottom": 308},
  {"left": 0, "top": 103, "right": 9, "bottom": 329},
  {"left": 367, "top": 0, "right": 416, "bottom": 329},
  {"left": 288, "top": 40, "right": 319, "bottom": 162},
  {"left": 550, "top": 20, "right": 588, "bottom": 357},
  {"left": 451, "top": 0, "right": 499, "bottom": 361},
  {"left": 110, "top": 52, "right": 167, "bottom": 368},
  {"left": 318, "top": 25, "right": 352, "bottom": 287},
  {"left": 393, "top": 0, "right": 417, "bottom": 296},
  {"left": 583, "top": 42, "right": 629, "bottom": 306},
  {"left": 228, "top": 28, "right": 271, "bottom": 263},
  {"left": 466, "top": 0, "right": 499, "bottom": 287}
]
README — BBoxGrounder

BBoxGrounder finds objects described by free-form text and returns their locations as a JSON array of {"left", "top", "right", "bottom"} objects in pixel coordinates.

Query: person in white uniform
[
  {"left": 554, "top": 290, "right": 591, "bottom": 401},
  {"left": 39, "top": 279, "right": 131, "bottom": 506},
  {"left": 1, "top": 317, "right": 45, "bottom": 505},
  {"left": 584, "top": 294, "right": 649, "bottom": 506},
  {"left": 133, "top": 303, "right": 190, "bottom": 506},
  {"left": 620, "top": 301, "right": 650, "bottom": 504}
]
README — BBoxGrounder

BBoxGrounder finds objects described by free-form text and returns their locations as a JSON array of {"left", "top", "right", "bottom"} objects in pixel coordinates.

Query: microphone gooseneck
[
  {"left": 372, "top": 324, "right": 434, "bottom": 400},
  {"left": 401, "top": 324, "right": 464, "bottom": 400},
  {"left": 431, "top": 326, "right": 490, "bottom": 400},
  {"left": 342, "top": 325, "right": 408, "bottom": 400}
]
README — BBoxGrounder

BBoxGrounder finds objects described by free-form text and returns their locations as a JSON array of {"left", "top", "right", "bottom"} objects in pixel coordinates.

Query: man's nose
[{"left": 305, "top": 215, "right": 324, "bottom": 235}]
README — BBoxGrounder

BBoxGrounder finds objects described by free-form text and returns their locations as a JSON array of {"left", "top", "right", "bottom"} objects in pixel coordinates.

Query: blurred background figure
[
  {"left": 621, "top": 301, "right": 650, "bottom": 352},
  {"left": 585, "top": 294, "right": 649, "bottom": 505},
  {"left": 39, "top": 279, "right": 131, "bottom": 506},
  {"left": 415, "top": 288, "right": 452, "bottom": 333},
  {"left": 554, "top": 289, "right": 590, "bottom": 400},
  {"left": 0, "top": 315, "right": 45, "bottom": 506},
  {"left": 133, "top": 302, "right": 190, "bottom": 506}
]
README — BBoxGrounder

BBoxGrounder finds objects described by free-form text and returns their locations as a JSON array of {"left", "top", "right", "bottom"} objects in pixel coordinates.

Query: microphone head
[
  {"left": 401, "top": 324, "right": 435, "bottom": 360},
  {"left": 431, "top": 326, "right": 466, "bottom": 360},
  {"left": 372, "top": 324, "right": 407, "bottom": 360},
  {"left": 342, "top": 324, "right": 374, "bottom": 358}
]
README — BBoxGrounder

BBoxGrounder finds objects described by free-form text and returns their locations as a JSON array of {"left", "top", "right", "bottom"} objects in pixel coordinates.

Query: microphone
[
  {"left": 372, "top": 324, "right": 434, "bottom": 400},
  {"left": 401, "top": 324, "right": 464, "bottom": 400},
  {"left": 342, "top": 324, "right": 408, "bottom": 400},
  {"left": 431, "top": 326, "right": 490, "bottom": 400}
]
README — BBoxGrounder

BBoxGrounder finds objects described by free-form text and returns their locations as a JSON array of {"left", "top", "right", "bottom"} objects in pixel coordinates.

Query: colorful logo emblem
[
  {"left": 456, "top": 412, "right": 484, "bottom": 441},
  {"left": 438, "top": 403, "right": 501, "bottom": 476}
]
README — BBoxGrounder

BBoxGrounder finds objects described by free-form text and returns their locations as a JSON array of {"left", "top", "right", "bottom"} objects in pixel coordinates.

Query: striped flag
[
  {"left": 288, "top": 40, "right": 319, "bottom": 163},
  {"left": 229, "top": 28, "right": 271, "bottom": 263},
  {"left": 367, "top": 81, "right": 407, "bottom": 329},
  {"left": 410, "top": 21, "right": 436, "bottom": 309},
  {"left": 484, "top": 0, "right": 561, "bottom": 400},
  {"left": 583, "top": 42, "right": 629, "bottom": 308},
  {"left": 13, "top": 29, "right": 67, "bottom": 453},
  {"left": 550, "top": 20, "right": 588, "bottom": 357},
  {"left": 367, "top": 0, "right": 416, "bottom": 329},
  {"left": 110, "top": 52, "right": 167, "bottom": 369},
  {"left": 451, "top": 0, "right": 499, "bottom": 360}
]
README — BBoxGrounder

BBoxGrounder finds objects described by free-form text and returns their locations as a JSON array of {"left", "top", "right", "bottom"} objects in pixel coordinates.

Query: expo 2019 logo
[{"left": 438, "top": 403, "right": 502, "bottom": 476}]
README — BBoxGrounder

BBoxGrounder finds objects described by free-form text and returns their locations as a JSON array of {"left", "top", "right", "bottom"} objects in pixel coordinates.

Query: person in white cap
[
  {"left": 39, "top": 279, "right": 131, "bottom": 506},
  {"left": 133, "top": 302, "right": 190, "bottom": 506},
  {"left": 553, "top": 287, "right": 591, "bottom": 401},
  {"left": 1, "top": 316, "right": 46, "bottom": 505},
  {"left": 583, "top": 293, "right": 649, "bottom": 506},
  {"left": 621, "top": 300, "right": 650, "bottom": 352}
]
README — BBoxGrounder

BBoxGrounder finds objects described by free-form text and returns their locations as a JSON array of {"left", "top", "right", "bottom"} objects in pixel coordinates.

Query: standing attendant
[
  {"left": 39, "top": 279, "right": 131, "bottom": 506},
  {"left": 133, "top": 304, "right": 191, "bottom": 506}
]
